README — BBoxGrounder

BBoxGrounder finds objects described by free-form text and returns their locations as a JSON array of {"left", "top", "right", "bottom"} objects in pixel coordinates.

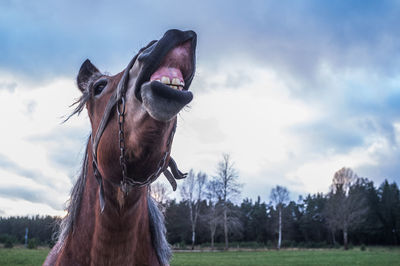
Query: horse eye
[{"left": 93, "top": 80, "right": 107, "bottom": 96}]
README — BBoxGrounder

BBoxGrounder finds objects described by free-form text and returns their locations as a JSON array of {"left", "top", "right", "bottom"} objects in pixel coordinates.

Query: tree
[
  {"left": 240, "top": 197, "right": 269, "bottom": 243},
  {"left": 284, "top": 200, "right": 304, "bottom": 244},
  {"left": 180, "top": 170, "right": 207, "bottom": 249},
  {"left": 347, "top": 178, "right": 381, "bottom": 245},
  {"left": 299, "top": 193, "right": 329, "bottom": 244},
  {"left": 270, "top": 185, "right": 289, "bottom": 249},
  {"left": 205, "top": 179, "right": 222, "bottom": 250},
  {"left": 164, "top": 200, "right": 191, "bottom": 245},
  {"left": 377, "top": 180, "right": 400, "bottom": 245},
  {"left": 324, "top": 167, "right": 368, "bottom": 249},
  {"left": 212, "top": 153, "right": 242, "bottom": 250},
  {"left": 150, "top": 182, "right": 170, "bottom": 205}
]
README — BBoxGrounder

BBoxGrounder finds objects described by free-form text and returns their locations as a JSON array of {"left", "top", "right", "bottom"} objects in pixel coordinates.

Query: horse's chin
[{"left": 140, "top": 81, "right": 193, "bottom": 122}]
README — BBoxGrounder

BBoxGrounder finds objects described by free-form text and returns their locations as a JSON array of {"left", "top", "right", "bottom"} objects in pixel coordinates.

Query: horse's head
[{"left": 76, "top": 29, "right": 196, "bottom": 188}]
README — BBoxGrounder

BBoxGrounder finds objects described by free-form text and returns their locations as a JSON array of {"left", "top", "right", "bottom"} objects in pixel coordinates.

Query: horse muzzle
[{"left": 134, "top": 29, "right": 197, "bottom": 121}]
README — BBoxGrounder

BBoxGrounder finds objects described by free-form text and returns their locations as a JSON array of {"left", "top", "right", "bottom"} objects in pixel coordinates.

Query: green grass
[
  {"left": 1, "top": 247, "right": 400, "bottom": 266},
  {"left": 0, "top": 247, "right": 50, "bottom": 266},
  {"left": 171, "top": 248, "right": 400, "bottom": 266}
]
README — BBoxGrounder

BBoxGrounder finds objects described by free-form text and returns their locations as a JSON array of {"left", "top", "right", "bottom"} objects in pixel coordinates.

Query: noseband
[{"left": 91, "top": 42, "right": 187, "bottom": 212}]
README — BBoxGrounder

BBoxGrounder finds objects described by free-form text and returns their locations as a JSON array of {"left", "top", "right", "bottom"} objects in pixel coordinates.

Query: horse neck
[
  {"left": 90, "top": 180, "right": 158, "bottom": 265},
  {"left": 60, "top": 142, "right": 160, "bottom": 266}
]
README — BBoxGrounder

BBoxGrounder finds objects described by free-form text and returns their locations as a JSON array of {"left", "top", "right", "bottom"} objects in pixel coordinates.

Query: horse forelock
[
  {"left": 63, "top": 71, "right": 104, "bottom": 123},
  {"left": 63, "top": 89, "right": 91, "bottom": 123}
]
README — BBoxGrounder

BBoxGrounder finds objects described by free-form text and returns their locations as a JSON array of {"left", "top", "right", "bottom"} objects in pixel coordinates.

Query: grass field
[
  {"left": 0, "top": 247, "right": 50, "bottom": 266},
  {"left": 1, "top": 247, "right": 400, "bottom": 266},
  {"left": 172, "top": 248, "right": 400, "bottom": 266}
]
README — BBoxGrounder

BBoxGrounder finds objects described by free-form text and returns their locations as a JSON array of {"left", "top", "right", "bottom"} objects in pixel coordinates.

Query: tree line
[
  {"left": 0, "top": 154, "right": 399, "bottom": 249},
  {"left": 0, "top": 215, "right": 59, "bottom": 247},
  {"left": 156, "top": 155, "right": 400, "bottom": 250}
]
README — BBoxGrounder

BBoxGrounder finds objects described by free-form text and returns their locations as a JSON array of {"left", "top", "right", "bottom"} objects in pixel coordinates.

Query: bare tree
[
  {"left": 324, "top": 167, "right": 368, "bottom": 250},
  {"left": 180, "top": 170, "right": 207, "bottom": 250},
  {"left": 213, "top": 153, "right": 242, "bottom": 250},
  {"left": 331, "top": 167, "right": 357, "bottom": 194},
  {"left": 270, "top": 185, "right": 289, "bottom": 250},
  {"left": 150, "top": 182, "right": 170, "bottom": 205},
  {"left": 205, "top": 179, "right": 222, "bottom": 250}
]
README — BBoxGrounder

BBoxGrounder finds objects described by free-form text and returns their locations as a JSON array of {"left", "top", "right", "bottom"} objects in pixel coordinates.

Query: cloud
[
  {"left": 0, "top": 75, "right": 86, "bottom": 215},
  {"left": 0, "top": 197, "right": 65, "bottom": 217},
  {"left": 0, "top": 81, "right": 17, "bottom": 92},
  {"left": 27, "top": 127, "right": 89, "bottom": 178},
  {"left": 0, "top": 185, "right": 63, "bottom": 210},
  {"left": 0, "top": 153, "right": 52, "bottom": 188},
  {"left": 2, "top": 0, "right": 399, "bottom": 87},
  {"left": 291, "top": 120, "right": 365, "bottom": 154}
]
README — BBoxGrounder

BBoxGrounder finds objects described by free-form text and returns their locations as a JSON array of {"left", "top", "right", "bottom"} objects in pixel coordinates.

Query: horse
[{"left": 44, "top": 29, "right": 197, "bottom": 266}]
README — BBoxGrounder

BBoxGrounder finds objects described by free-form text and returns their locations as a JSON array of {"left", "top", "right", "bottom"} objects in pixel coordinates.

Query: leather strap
[{"left": 90, "top": 42, "right": 187, "bottom": 212}]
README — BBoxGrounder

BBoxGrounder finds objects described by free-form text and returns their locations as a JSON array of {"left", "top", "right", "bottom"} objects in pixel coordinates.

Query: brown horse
[{"left": 44, "top": 29, "right": 197, "bottom": 266}]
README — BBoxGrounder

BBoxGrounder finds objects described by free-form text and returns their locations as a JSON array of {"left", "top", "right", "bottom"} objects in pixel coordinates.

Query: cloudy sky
[{"left": 1, "top": 0, "right": 400, "bottom": 216}]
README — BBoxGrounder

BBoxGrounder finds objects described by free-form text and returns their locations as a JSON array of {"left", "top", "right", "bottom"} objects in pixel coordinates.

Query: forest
[{"left": 1, "top": 155, "right": 399, "bottom": 250}]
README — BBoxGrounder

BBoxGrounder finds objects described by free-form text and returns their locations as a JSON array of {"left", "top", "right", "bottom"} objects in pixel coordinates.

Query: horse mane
[
  {"left": 56, "top": 136, "right": 171, "bottom": 264},
  {"left": 56, "top": 136, "right": 89, "bottom": 246},
  {"left": 147, "top": 195, "right": 172, "bottom": 265},
  {"left": 56, "top": 89, "right": 92, "bottom": 242}
]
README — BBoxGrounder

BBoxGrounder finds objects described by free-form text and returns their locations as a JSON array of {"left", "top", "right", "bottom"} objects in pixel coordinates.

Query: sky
[{"left": 1, "top": 0, "right": 400, "bottom": 216}]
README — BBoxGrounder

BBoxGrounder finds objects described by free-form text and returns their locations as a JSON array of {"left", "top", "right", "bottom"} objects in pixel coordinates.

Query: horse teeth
[
  {"left": 158, "top": 76, "right": 183, "bottom": 89},
  {"left": 171, "top": 78, "right": 181, "bottom": 85},
  {"left": 161, "top": 76, "right": 170, "bottom": 84}
]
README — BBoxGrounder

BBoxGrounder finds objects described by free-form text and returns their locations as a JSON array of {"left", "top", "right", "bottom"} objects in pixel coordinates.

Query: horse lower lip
[
  {"left": 146, "top": 81, "right": 192, "bottom": 103},
  {"left": 150, "top": 81, "right": 185, "bottom": 91},
  {"left": 140, "top": 81, "right": 193, "bottom": 121}
]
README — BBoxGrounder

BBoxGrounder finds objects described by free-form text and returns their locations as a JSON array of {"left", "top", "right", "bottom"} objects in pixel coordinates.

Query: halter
[{"left": 91, "top": 43, "right": 187, "bottom": 212}]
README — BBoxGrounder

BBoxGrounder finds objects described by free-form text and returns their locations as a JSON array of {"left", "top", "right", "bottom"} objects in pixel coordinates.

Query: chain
[
  {"left": 117, "top": 96, "right": 129, "bottom": 193},
  {"left": 91, "top": 41, "right": 184, "bottom": 211},
  {"left": 116, "top": 94, "right": 175, "bottom": 194}
]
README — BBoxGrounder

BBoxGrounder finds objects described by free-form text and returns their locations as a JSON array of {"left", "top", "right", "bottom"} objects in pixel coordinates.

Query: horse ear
[{"left": 77, "top": 59, "right": 100, "bottom": 92}]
